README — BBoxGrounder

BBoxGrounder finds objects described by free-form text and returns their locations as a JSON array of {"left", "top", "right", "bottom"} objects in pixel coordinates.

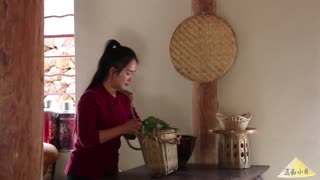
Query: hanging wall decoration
[{"left": 170, "top": 15, "right": 237, "bottom": 82}]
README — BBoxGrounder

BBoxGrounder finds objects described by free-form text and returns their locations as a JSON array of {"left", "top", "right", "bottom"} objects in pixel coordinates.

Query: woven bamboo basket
[
  {"left": 214, "top": 128, "right": 257, "bottom": 169},
  {"left": 126, "top": 129, "right": 180, "bottom": 177},
  {"left": 125, "top": 93, "right": 179, "bottom": 176},
  {"left": 216, "top": 112, "right": 251, "bottom": 130}
]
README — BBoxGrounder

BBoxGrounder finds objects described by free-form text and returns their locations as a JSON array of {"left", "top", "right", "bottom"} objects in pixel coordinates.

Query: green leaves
[{"left": 141, "top": 116, "right": 178, "bottom": 135}]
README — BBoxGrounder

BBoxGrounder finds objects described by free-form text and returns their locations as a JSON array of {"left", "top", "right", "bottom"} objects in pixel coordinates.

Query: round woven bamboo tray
[{"left": 170, "top": 15, "right": 237, "bottom": 82}]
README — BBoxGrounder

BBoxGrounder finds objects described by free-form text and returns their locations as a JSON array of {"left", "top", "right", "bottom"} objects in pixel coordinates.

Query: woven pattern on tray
[{"left": 170, "top": 15, "right": 237, "bottom": 82}]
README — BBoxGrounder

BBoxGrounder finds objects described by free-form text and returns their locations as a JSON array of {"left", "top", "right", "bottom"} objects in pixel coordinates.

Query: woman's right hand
[{"left": 121, "top": 119, "right": 142, "bottom": 135}]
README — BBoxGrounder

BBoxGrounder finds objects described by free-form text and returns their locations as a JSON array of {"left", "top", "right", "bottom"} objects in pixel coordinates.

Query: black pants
[{"left": 67, "top": 174, "right": 90, "bottom": 180}]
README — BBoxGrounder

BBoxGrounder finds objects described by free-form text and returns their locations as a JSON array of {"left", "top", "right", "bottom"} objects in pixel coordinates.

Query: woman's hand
[
  {"left": 121, "top": 119, "right": 142, "bottom": 135},
  {"left": 98, "top": 119, "right": 142, "bottom": 144}
]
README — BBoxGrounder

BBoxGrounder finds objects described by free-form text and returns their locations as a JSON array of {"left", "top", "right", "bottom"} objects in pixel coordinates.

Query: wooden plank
[
  {"left": 0, "top": 0, "right": 44, "bottom": 179},
  {"left": 191, "top": 0, "right": 218, "bottom": 164},
  {"left": 106, "top": 164, "right": 270, "bottom": 180}
]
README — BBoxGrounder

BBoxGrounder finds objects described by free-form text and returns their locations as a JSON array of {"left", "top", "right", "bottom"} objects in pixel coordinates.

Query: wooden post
[
  {"left": 192, "top": 0, "right": 216, "bottom": 15},
  {"left": 0, "top": 1, "right": 44, "bottom": 179},
  {"left": 192, "top": 0, "right": 218, "bottom": 164}
]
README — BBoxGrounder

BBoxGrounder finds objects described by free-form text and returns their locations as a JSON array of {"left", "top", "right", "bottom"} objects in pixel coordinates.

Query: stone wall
[{"left": 44, "top": 37, "right": 75, "bottom": 110}]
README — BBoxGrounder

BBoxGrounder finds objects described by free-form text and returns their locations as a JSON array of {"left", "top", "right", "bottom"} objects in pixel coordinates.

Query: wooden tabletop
[{"left": 105, "top": 164, "right": 269, "bottom": 180}]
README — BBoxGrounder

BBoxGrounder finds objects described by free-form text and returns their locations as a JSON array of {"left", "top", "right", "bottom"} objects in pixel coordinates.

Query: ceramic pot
[{"left": 177, "top": 135, "right": 197, "bottom": 168}]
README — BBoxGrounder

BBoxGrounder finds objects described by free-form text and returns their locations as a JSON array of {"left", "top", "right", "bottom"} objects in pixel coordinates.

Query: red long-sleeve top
[{"left": 65, "top": 84, "right": 137, "bottom": 180}]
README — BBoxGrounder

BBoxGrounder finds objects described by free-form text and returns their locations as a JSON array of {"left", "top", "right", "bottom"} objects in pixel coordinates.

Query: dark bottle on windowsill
[
  {"left": 57, "top": 100, "right": 76, "bottom": 152},
  {"left": 44, "top": 99, "right": 59, "bottom": 149}
]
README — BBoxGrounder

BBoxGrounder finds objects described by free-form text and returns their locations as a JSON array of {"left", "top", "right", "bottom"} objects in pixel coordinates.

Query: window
[{"left": 44, "top": 0, "right": 75, "bottom": 110}]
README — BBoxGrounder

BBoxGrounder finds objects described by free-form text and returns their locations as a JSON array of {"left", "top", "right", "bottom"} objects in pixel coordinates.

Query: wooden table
[{"left": 106, "top": 164, "right": 269, "bottom": 180}]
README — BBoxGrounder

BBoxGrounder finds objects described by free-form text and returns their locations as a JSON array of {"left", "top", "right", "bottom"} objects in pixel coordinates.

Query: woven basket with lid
[{"left": 126, "top": 129, "right": 180, "bottom": 177}]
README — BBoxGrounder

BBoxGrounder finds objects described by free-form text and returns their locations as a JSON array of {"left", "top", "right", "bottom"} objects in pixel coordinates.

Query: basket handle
[
  {"left": 158, "top": 137, "right": 180, "bottom": 144},
  {"left": 121, "top": 90, "right": 142, "bottom": 150},
  {"left": 125, "top": 138, "right": 142, "bottom": 151}
]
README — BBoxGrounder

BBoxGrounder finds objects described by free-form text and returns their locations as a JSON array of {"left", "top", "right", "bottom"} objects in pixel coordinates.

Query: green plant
[{"left": 141, "top": 116, "right": 178, "bottom": 135}]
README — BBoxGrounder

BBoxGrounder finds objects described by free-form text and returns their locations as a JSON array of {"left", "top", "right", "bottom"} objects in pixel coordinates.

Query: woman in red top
[{"left": 65, "top": 39, "right": 142, "bottom": 180}]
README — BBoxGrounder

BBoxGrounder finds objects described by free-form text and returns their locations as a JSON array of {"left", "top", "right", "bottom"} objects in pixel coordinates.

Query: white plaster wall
[{"left": 217, "top": 0, "right": 320, "bottom": 179}]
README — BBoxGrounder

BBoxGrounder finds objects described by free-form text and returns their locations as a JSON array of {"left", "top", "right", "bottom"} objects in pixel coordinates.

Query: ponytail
[{"left": 105, "top": 39, "right": 121, "bottom": 50}]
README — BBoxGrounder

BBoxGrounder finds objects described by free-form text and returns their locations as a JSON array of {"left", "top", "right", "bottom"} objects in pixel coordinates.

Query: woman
[{"left": 65, "top": 39, "right": 142, "bottom": 180}]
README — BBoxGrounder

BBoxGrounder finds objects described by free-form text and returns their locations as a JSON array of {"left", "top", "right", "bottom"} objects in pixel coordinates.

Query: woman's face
[{"left": 111, "top": 59, "right": 138, "bottom": 90}]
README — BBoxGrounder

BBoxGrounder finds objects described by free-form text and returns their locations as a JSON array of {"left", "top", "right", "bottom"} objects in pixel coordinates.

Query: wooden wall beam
[
  {"left": 192, "top": 0, "right": 216, "bottom": 15},
  {"left": 0, "top": 0, "right": 44, "bottom": 179},
  {"left": 192, "top": 0, "right": 218, "bottom": 164}
]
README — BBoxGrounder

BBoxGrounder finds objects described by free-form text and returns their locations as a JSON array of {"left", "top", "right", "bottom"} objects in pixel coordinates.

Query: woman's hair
[{"left": 87, "top": 39, "right": 138, "bottom": 90}]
